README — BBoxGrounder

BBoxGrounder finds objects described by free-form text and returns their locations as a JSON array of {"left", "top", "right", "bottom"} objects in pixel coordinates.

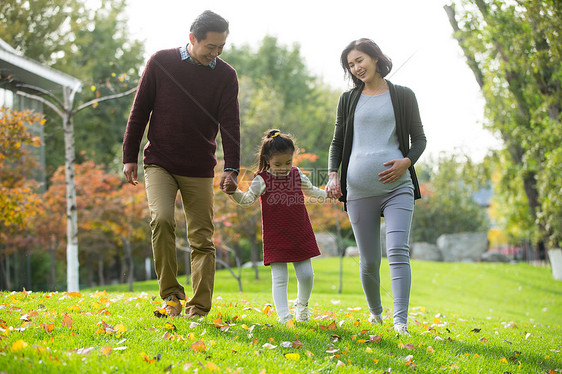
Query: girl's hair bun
[{"left": 267, "top": 129, "right": 281, "bottom": 138}]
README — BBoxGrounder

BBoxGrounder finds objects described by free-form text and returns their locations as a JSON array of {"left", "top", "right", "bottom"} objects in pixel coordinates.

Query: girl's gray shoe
[{"left": 295, "top": 302, "right": 310, "bottom": 322}]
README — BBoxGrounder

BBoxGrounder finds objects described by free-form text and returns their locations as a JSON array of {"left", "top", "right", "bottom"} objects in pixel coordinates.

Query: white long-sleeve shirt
[{"left": 231, "top": 168, "right": 327, "bottom": 207}]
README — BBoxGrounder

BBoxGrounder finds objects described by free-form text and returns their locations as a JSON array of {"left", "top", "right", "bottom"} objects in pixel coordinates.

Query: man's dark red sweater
[{"left": 123, "top": 48, "right": 240, "bottom": 177}]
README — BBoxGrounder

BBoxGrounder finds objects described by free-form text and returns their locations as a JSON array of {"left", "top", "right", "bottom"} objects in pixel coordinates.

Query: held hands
[
  {"left": 123, "top": 163, "right": 139, "bottom": 186},
  {"left": 325, "top": 172, "right": 342, "bottom": 199},
  {"left": 220, "top": 171, "right": 238, "bottom": 195},
  {"left": 378, "top": 158, "right": 411, "bottom": 183}
]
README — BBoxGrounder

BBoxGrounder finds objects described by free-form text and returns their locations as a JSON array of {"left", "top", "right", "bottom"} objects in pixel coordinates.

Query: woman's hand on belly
[{"left": 378, "top": 158, "right": 412, "bottom": 183}]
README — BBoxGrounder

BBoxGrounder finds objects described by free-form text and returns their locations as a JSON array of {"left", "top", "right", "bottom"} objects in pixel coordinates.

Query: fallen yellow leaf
[
  {"left": 206, "top": 362, "right": 219, "bottom": 371},
  {"left": 284, "top": 353, "right": 300, "bottom": 360},
  {"left": 115, "top": 324, "right": 127, "bottom": 337},
  {"left": 10, "top": 340, "right": 28, "bottom": 353},
  {"left": 263, "top": 305, "right": 271, "bottom": 314},
  {"left": 62, "top": 314, "right": 74, "bottom": 328},
  {"left": 100, "top": 346, "right": 112, "bottom": 356}
]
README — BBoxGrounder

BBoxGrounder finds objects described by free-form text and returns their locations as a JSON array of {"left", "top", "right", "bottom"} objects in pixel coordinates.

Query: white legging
[
  {"left": 270, "top": 259, "right": 314, "bottom": 320},
  {"left": 347, "top": 186, "right": 414, "bottom": 325}
]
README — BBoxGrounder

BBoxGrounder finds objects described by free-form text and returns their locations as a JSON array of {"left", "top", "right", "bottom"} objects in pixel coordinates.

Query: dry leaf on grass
[{"left": 190, "top": 339, "right": 206, "bottom": 353}]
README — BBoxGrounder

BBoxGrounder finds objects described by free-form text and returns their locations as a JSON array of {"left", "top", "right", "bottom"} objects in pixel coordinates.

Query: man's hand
[
  {"left": 378, "top": 158, "right": 411, "bottom": 183},
  {"left": 123, "top": 163, "right": 139, "bottom": 185},
  {"left": 220, "top": 170, "right": 238, "bottom": 194}
]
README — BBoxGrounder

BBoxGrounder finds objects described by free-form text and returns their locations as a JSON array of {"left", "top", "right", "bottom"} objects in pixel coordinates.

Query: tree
[
  {"left": 221, "top": 36, "right": 340, "bottom": 173},
  {"left": 17, "top": 83, "right": 136, "bottom": 292},
  {"left": 411, "top": 154, "right": 490, "bottom": 244},
  {"left": 1, "top": 0, "right": 144, "bottom": 290},
  {"left": 0, "top": 0, "right": 145, "bottom": 171},
  {"left": 31, "top": 160, "right": 149, "bottom": 290},
  {"left": 211, "top": 160, "right": 261, "bottom": 282},
  {"left": 444, "top": 0, "right": 561, "bottom": 249},
  {"left": 53, "top": 0, "right": 144, "bottom": 168},
  {"left": 0, "top": 0, "right": 82, "bottom": 64},
  {"left": 222, "top": 36, "right": 315, "bottom": 109},
  {"left": 0, "top": 107, "right": 45, "bottom": 289},
  {"left": 235, "top": 77, "right": 285, "bottom": 167},
  {"left": 29, "top": 167, "right": 67, "bottom": 290},
  {"left": 102, "top": 182, "right": 150, "bottom": 291},
  {"left": 0, "top": 107, "right": 44, "bottom": 228}
]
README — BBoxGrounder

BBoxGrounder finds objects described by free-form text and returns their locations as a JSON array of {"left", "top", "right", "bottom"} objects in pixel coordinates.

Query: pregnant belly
[{"left": 346, "top": 150, "right": 408, "bottom": 193}]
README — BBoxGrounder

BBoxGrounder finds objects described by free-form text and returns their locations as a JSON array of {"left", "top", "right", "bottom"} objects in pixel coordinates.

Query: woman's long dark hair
[
  {"left": 340, "top": 38, "right": 393, "bottom": 88},
  {"left": 256, "top": 129, "right": 296, "bottom": 174}
]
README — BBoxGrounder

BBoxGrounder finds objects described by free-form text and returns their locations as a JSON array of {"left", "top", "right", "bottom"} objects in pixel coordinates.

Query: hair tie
[{"left": 271, "top": 131, "right": 280, "bottom": 138}]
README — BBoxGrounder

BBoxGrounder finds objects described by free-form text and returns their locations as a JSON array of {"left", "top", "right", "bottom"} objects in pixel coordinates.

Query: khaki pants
[{"left": 144, "top": 165, "right": 216, "bottom": 316}]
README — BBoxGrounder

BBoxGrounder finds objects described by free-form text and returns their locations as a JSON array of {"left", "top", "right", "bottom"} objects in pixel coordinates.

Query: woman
[{"left": 326, "top": 38, "right": 426, "bottom": 335}]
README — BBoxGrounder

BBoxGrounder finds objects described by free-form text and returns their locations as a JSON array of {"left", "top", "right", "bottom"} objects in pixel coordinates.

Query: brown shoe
[
  {"left": 162, "top": 295, "right": 182, "bottom": 317},
  {"left": 184, "top": 312, "right": 205, "bottom": 319}
]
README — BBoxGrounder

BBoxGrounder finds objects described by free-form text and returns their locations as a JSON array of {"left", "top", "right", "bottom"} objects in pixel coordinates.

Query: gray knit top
[{"left": 346, "top": 92, "right": 413, "bottom": 200}]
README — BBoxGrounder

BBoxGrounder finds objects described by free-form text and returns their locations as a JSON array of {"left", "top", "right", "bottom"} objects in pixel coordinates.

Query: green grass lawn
[{"left": 1, "top": 257, "right": 560, "bottom": 373}]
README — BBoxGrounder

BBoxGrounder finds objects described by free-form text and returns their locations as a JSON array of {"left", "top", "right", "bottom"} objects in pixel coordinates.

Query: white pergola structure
[{"left": 0, "top": 38, "right": 83, "bottom": 292}]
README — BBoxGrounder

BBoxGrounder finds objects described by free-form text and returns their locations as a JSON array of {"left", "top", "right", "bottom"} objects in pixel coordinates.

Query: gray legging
[{"left": 347, "top": 186, "right": 414, "bottom": 325}]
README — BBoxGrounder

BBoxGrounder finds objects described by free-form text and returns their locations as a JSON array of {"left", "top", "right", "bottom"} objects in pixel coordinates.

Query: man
[{"left": 122, "top": 10, "right": 240, "bottom": 318}]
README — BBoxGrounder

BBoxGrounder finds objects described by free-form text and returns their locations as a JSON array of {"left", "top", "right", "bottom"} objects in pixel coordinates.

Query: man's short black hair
[{"left": 190, "top": 10, "right": 229, "bottom": 41}]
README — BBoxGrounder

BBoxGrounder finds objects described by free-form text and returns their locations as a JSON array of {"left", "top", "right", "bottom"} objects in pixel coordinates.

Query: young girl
[{"left": 229, "top": 129, "right": 327, "bottom": 322}]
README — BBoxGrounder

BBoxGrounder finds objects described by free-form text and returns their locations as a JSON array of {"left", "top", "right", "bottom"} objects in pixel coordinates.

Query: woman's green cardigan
[{"left": 328, "top": 80, "right": 427, "bottom": 206}]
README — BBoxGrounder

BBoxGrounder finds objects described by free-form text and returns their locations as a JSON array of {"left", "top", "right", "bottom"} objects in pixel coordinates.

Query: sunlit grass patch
[{"left": 1, "top": 258, "right": 560, "bottom": 373}]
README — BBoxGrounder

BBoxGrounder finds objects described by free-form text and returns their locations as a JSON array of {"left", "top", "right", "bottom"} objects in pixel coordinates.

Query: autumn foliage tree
[
  {"left": 0, "top": 106, "right": 44, "bottom": 228},
  {"left": 0, "top": 107, "right": 45, "bottom": 289},
  {"left": 27, "top": 159, "right": 149, "bottom": 290}
]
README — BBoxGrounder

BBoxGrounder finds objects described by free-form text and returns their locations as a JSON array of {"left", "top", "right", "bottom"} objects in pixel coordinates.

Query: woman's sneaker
[
  {"left": 295, "top": 302, "right": 310, "bottom": 322},
  {"left": 368, "top": 313, "right": 383, "bottom": 325},
  {"left": 394, "top": 323, "right": 410, "bottom": 336},
  {"left": 278, "top": 313, "right": 294, "bottom": 323}
]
